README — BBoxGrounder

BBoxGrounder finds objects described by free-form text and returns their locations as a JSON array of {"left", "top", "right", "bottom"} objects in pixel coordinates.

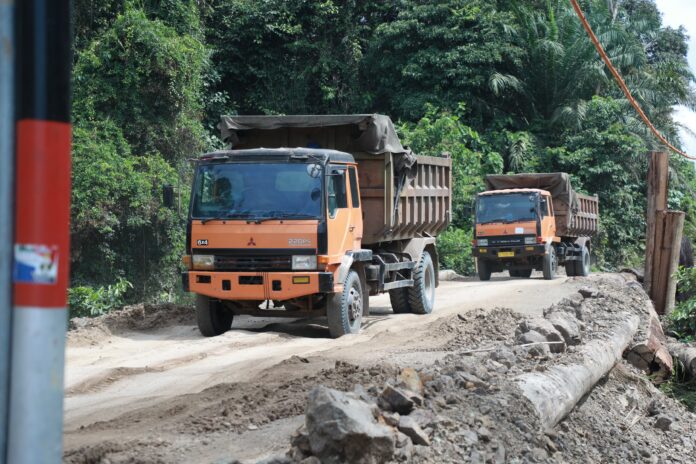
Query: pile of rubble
[{"left": 262, "top": 276, "right": 696, "bottom": 464}]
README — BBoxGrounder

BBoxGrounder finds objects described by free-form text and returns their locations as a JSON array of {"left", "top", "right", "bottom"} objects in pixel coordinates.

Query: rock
[
  {"left": 547, "top": 311, "right": 582, "bottom": 345},
  {"left": 291, "top": 425, "right": 311, "bottom": 454},
  {"left": 407, "top": 409, "right": 438, "bottom": 429},
  {"left": 352, "top": 384, "right": 375, "bottom": 404},
  {"left": 299, "top": 458, "right": 321, "bottom": 464},
  {"left": 393, "top": 432, "right": 414, "bottom": 462},
  {"left": 469, "top": 449, "right": 484, "bottom": 464},
  {"left": 439, "top": 269, "right": 461, "bottom": 281},
  {"left": 578, "top": 286, "right": 598, "bottom": 299},
  {"left": 305, "top": 386, "right": 395, "bottom": 463},
  {"left": 247, "top": 424, "right": 259, "bottom": 431},
  {"left": 398, "top": 368, "right": 424, "bottom": 396},
  {"left": 490, "top": 346, "right": 517, "bottom": 367},
  {"left": 397, "top": 416, "right": 431, "bottom": 446},
  {"left": 381, "top": 411, "right": 400, "bottom": 427},
  {"left": 256, "top": 456, "right": 291, "bottom": 464},
  {"left": 654, "top": 415, "right": 672, "bottom": 431},
  {"left": 477, "top": 426, "right": 491, "bottom": 442},
  {"left": 379, "top": 384, "right": 418, "bottom": 414},
  {"left": 494, "top": 443, "right": 506, "bottom": 464},
  {"left": 516, "top": 319, "right": 566, "bottom": 353},
  {"left": 460, "top": 430, "right": 479, "bottom": 445},
  {"left": 516, "top": 330, "right": 551, "bottom": 357}
]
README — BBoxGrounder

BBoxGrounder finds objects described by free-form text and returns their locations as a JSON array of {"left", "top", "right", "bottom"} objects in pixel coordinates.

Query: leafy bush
[
  {"left": 438, "top": 227, "right": 475, "bottom": 276},
  {"left": 69, "top": 278, "right": 133, "bottom": 319},
  {"left": 667, "top": 266, "right": 696, "bottom": 341}
]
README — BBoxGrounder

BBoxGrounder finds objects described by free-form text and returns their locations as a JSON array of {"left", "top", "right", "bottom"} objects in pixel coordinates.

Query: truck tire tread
[
  {"left": 327, "top": 270, "right": 363, "bottom": 338},
  {"left": 477, "top": 259, "right": 492, "bottom": 281},
  {"left": 407, "top": 251, "right": 435, "bottom": 314},
  {"left": 196, "top": 294, "right": 233, "bottom": 337},
  {"left": 389, "top": 288, "right": 411, "bottom": 314},
  {"left": 543, "top": 247, "right": 557, "bottom": 280}
]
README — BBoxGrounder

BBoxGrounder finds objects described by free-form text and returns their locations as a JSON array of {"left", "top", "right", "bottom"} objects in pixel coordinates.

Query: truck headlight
[
  {"left": 292, "top": 255, "right": 317, "bottom": 270},
  {"left": 477, "top": 239, "right": 488, "bottom": 247},
  {"left": 524, "top": 236, "right": 537, "bottom": 245},
  {"left": 192, "top": 254, "right": 215, "bottom": 270}
]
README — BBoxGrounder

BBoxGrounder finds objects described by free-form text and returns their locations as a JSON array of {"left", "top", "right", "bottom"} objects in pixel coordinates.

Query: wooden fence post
[{"left": 644, "top": 152, "right": 669, "bottom": 295}]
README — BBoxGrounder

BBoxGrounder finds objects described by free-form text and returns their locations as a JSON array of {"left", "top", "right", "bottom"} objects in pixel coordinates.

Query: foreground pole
[
  {"left": 8, "top": 1, "right": 72, "bottom": 462},
  {"left": 644, "top": 151, "right": 669, "bottom": 295},
  {"left": 0, "top": 2, "right": 16, "bottom": 463}
]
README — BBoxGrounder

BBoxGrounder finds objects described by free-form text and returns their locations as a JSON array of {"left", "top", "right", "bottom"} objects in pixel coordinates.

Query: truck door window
[
  {"left": 328, "top": 168, "right": 347, "bottom": 218},
  {"left": 348, "top": 167, "right": 360, "bottom": 208},
  {"left": 540, "top": 197, "right": 548, "bottom": 218}
]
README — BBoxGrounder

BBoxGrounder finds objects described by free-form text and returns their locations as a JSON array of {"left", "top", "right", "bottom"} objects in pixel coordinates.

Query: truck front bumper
[
  {"left": 473, "top": 244, "right": 545, "bottom": 259},
  {"left": 183, "top": 271, "right": 334, "bottom": 301}
]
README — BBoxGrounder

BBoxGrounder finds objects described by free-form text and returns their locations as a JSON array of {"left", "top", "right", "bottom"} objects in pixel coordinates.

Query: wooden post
[
  {"left": 662, "top": 211, "right": 685, "bottom": 315},
  {"left": 651, "top": 211, "right": 685, "bottom": 314},
  {"left": 644, "top": 152, "right": 669, "bottom": 295}
]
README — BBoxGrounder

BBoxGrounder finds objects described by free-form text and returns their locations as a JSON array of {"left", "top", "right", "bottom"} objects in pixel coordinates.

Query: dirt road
[{"left": 64, "top": 274, "right": 586, "bottom": 463}]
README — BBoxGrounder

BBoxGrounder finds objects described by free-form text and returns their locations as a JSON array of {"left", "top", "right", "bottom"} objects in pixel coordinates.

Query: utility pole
[
  {"left": 7, "top": 1, "right": 72, "bottom": 462},
  {"left": 0, "top": 2, "right": 16, "bottom": 463}
]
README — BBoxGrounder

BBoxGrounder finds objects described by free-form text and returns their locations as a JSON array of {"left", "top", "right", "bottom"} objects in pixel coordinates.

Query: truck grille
[{"left": 214, "top": 255, "right": 291, "bottom": 271}]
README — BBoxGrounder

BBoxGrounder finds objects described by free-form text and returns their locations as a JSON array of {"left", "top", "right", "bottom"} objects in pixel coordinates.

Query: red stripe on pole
[{"left": 13, "top": 119, "right": 71, "bottom": 308}]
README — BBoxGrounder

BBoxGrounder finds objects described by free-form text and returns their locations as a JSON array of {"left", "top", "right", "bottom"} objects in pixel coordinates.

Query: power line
[{"left": 569, "top": 0, "right": 696, "bottom": 161}]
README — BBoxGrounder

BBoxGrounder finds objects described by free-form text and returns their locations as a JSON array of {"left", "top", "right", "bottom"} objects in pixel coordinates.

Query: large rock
[
  {"left": 397, "top": 416, "right": 430, "bottom": 446},
  {"left": 306, "top": 386, "right": 395, "bottom": 463},
  {"left": 398, "top": 368, "right": 424, "bottom": 396},
  {"left": 547, "top": 311, "right": 582, "bottom": 345},
  {"left": 379, "top": 384, "right": 420, "bottom": 414},
  {"left": 516, "top": 319, "right": 566, "bottom": 353},
  {"left": 516, "top": 330, "right": 551, "bottom": 357}
]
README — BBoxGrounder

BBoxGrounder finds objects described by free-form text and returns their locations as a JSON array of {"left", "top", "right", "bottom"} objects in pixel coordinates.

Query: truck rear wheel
[
  {"left": 543, "top": 247, "right": 557, "bottom": 280},
  {"left": 575, "top": 246, "right": 590, "bottom": 276},
  {"left": 196, "top": 294, "right": 233, "bottom": 337},
  {"left": 327, "top": 270, "right": 363, "bottom": 338},
  {"left": 407, "top": 251, "right": 436, "bottom": 314},
  {"left": 389, "top": 288, "right": 411, "bottom": 314},
  {"left": 477, "top": 258, "right": 492, "bottom": 281}
]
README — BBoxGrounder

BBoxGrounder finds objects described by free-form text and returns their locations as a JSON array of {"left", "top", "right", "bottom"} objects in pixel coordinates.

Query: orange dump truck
[
  {"left": 180, "top": 115, "right": 451, "bottom": 337},
  {"left": 473, "top": 173, "right": 598, "bottom": 280}
]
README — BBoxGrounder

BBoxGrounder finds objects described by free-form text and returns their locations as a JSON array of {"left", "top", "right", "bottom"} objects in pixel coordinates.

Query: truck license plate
[{"left": 498, "top": 251, "right": 515, "bottom": 258}]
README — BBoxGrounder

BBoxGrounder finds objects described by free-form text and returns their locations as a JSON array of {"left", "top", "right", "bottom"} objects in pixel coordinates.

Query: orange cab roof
[{"left": 478, "top": 188, "right": 550, "bottom": 196}]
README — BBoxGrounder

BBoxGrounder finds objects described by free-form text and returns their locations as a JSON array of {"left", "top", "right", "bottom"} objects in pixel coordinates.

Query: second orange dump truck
[
  {"left": 473, "top": 173, "right": 598, "bottom": 280},
  {"left": 179, "top": 115, "right": 452, "bottom": 338}
]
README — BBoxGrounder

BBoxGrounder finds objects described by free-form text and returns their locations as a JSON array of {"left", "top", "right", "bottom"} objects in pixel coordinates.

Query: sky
[{"left": 654, "top": 0, "right": 696, "bottom": 158}]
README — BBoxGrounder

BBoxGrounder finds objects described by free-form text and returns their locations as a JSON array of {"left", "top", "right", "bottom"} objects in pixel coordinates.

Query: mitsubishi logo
[{"left": 247, "top": 237, "right": 256, "bottom": 246}]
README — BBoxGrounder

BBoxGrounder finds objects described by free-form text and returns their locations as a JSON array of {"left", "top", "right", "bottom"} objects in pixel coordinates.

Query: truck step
[
  {"left": 383, "top": 279, "right": 414, "bottom": 291},
  {"left": 382, "top": 261, "right": 416, "bottom": 271}
]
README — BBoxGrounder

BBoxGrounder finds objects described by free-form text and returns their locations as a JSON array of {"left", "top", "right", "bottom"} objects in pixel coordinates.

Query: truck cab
[
  {"left": 473, "top": 173, "right": 598, "bottom": 281},
  {"left": 180, "top": 114, "right": 452, "bottom": 339}
]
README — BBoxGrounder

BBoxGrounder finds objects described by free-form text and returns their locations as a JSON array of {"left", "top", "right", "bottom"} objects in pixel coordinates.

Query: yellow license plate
[{"left": 498, "top": 251, "right": 515, "bottom": 258}]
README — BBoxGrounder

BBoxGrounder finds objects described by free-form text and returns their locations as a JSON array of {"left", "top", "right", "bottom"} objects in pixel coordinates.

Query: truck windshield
[
  {"left": 191, "top": 162, "right": 323, "bottom": 220},
  {"left": 477, "top": 193, "right": 537, "bottom": 224}
]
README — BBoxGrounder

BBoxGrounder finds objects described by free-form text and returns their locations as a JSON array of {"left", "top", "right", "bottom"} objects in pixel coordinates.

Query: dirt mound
[
  {"left": 433, "top": 307, "right": 524, "bottom": 351},
  {"left": 67, "top": 303, "right": 194, "bottom": 346}
]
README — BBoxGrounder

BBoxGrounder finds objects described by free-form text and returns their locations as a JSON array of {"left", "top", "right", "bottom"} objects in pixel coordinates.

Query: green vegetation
[
  {"left": 68, "top": 277, "right": 133, "bottom": 318},
  {"left": 71, "top": 0, "right": 696, "bottom": 309},
  {"left": 667, "top": 267, "right": 696, "bottom": 340}
]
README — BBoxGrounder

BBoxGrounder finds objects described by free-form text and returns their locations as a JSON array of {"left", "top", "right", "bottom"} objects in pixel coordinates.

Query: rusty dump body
[
  {"left": 219, "top": 114, "right": 451, "bottom": 244},
  {"left": 182, "top": 115, "right": 452, "bottom": 338},
  {"left": 474, "top": 173, "right": 598, "bottom": 280}
]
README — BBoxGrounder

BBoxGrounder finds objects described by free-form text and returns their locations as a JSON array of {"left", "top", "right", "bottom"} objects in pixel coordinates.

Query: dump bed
[
  {"left": 219, "top": 115, "right": 452, "bottom": 244},
  {"left": 484, "top": 173, "right": 598, "bottom": 238}
]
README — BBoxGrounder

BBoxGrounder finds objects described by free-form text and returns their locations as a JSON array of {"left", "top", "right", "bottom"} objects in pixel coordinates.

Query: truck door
[
  {"left": 540, "top": 194, "right": 555, "bottom": 239},
  {"left": 327, "top": 166, "right": 352, "bottom": 258}
]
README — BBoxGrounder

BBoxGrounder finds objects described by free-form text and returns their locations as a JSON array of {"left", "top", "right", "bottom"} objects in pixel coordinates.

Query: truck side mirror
[{"left": 162, "top": 184, "right": 175, "bottom": 209}]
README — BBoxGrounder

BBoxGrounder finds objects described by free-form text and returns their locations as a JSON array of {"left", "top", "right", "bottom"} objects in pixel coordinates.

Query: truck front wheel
[
  {"left": 477, "top": 258, "right": 492, "bottom": 281},
  {"left": 196, "top": 294, "right": 233, "bottom": 337},
  {"left": 543, "top": 247, "right": 557, "bottom": 280},
  {"left": 327, "top": 270, "right": 363, "bottom": 338},
  {"left": 407, "top": 251, "right": 436, "bottom": 314}
]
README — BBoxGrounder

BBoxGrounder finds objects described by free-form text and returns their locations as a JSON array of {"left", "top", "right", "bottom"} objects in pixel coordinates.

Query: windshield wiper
[
  {"left": 252, "top": 212, "right": 315, "bottom": 223},
  {"left": 200, "top": 211, "right": 255, "bottom": 224}
]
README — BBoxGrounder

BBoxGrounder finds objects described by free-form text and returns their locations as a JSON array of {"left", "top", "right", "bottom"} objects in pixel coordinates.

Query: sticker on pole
[{"left": 13, "top": 244, "right": 59, "bottom": 284}]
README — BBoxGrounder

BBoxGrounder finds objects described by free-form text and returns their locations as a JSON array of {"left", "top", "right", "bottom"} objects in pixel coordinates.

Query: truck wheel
[
  {"left": 407, "top": 251, "right": 436, "bottom": 314},
  {"left": 477, "top": 258, "right": 492, "bottom": 281},
  {"left": 543, "top": 247, "right": 557, "bottom": 280},
  {"left": 575, "top": 246, "right": 590, "bottom": 277},
  {"left": 389, "top": 288, "right": 411, "bottom": 314},
  {"left": 196, "top": 294, "right": 233, "bottom": 337},
  {"left": 509, "top": 270, "right": 519, "bottom": 277},
  {"left": 518, "top": 268, "right": 532, "bottom": 278},
  {"left": 327, "top": 270, "right": 363, "bottom": 338},
  {"left": 565, "top": 261, "right": 577, "bottom": 277}
]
